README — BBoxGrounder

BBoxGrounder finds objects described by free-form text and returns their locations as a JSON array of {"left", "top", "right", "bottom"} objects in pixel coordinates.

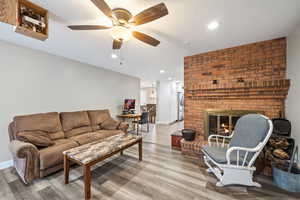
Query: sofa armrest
[
  {"left": 9, "top": 140, "right": 38, "bottom": 158},
  {"left": 118, "top": 122, "right": 129, "bottom": 133},
  {"left": 9, "top": 140, "right": 40, "bottom": 184}
]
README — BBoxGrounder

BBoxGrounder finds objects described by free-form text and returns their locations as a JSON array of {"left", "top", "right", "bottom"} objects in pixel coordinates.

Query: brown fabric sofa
[{"left": 8, "top": 110, "right": 129, "bottom": 184}]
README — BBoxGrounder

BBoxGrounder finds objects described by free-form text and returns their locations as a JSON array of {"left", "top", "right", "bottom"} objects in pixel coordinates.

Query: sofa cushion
[
  {"left": 14, "top": 112, "right": 64, "bottom": 140},
  {"left": 69, "top": 133, "right": 94, "bottom": 145},
  {"left": 101, "top": 118, "right": 121, "bottom": 130},
  {"left": 69, "top": 130, "right": 124, "bottom": 145},
  {"left": 39, "top": 139, "right": 78, "bottom": 170},
  {"left": 60, "top": 111, "right": 92, "bottom": 138},
  {"left": 53, "top": 139, "right": 75, "bottom": 146},
  {"left": 95, "top": 130, "right": 124, "bottom": 138},
  {"left": 87, "top": 110, "right": 111, "bottom": 131},
  {"left": 17, "top": 131, "right": 55, "bottom": 147}
]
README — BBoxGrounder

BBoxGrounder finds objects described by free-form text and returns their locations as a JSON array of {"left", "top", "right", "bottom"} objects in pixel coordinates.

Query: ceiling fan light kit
[
  {"left": 110, "top": 26, "right": 132, "bottom": 42},
  {"left": 68, "top": 0, "right": 169, "bottom": 49}
]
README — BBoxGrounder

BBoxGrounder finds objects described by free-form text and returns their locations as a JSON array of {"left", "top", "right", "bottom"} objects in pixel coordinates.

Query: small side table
[
  {"left": 117, "top": 114, "right": 142, "bottom": 133},
  {"left": 171, "top": 131, "right": 182, "bottom": 150}
]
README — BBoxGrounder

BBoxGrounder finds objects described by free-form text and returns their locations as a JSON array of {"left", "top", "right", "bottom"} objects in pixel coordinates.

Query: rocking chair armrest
[
  {"left": 208, "top": 132, "right": 234, "bottom": 147},
  {"left": 226, "top": 142, "right": 264, "bottom": 166}
]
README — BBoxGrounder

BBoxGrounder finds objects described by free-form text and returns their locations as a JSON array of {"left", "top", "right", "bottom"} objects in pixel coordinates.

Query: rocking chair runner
[{"left": 202, "top": 114, "right": 273, "bottom": 187}]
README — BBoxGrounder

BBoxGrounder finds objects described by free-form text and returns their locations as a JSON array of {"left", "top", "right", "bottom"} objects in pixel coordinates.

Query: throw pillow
[
  {"left": 17, "top": 131, "right": 55, "bottom": 147},
  {"left": 101, "top": 118, "right": 121, "bottom": 130}
]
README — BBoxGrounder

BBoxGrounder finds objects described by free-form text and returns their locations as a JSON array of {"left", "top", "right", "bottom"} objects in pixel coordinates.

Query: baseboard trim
[
  {"left": 156, "top": 121, "right": 170, "bottom": 125},
  {"left": 157, "top": 120, "right": 181, "bottom": 125},
  {"left": 0, "top": 160, "right": 13, "bottom": 170},
  {"left": 169, "top": 120, "right": 179, "bottom": 125}
]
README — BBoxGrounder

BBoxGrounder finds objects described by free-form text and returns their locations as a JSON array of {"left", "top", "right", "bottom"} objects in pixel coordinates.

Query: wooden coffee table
[{"left": 63, "top": 134, "right": 143, "bottom": 200}]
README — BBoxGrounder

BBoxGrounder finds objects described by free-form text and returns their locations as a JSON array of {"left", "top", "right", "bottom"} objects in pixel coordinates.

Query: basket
[{"left": 272, "top": 146, "right": 300, "bottom": 193}]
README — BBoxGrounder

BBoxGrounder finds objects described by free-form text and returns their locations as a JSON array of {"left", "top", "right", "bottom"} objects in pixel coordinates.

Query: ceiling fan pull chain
[{"left": 120, "top": 47, "right": 124, "bottom": 66}]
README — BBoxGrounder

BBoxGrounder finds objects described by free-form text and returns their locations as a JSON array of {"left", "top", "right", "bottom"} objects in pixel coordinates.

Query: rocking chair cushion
[
  {"left": 202, "top": 145, "right": 248, "bottom": 165},
  {"left": 229, "top": 114, "right": 269, "bottom": 149}
]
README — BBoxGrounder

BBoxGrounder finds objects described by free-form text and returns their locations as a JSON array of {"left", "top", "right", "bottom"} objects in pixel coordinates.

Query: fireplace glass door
[
  {"left": 208, "top": 115, "right": 232, "bottom": 136},
  {"left": 205, "top": 110, "right": 263, "bottom": 139}
]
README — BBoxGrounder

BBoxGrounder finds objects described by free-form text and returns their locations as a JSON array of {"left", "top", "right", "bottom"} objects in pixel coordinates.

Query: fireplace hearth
[{"left": 204, "top": 109, "right": 263, "bottom": 139}]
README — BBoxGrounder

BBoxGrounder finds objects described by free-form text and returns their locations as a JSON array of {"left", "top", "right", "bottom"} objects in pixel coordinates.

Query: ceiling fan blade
[
  {"left": 91, "top": 0, "right": 113, "bottom": 18},
  {"left": 132, "top": 3, "right": 169, "bottom": 26},
  {"left": 68, "top": 25, "right": 111, "bottom": 30},
  {"left": 113, "top": 39, "right": 122, "bottom": 49},
  {"left": 132, "top": 31, "right": 160, "bottom": 47}
]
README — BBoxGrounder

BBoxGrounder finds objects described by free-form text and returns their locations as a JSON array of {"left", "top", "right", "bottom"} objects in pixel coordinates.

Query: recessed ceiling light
[
  {"left": 160, "top": 70, "right": 165, "bottom": 74},
  {"left": 168, "top": 77, "right": 172, "bottom": 81},
  {"left": 111, "top": 53, "right": 118, "bottom": 59},
  {"left": 208, "top": 21, "right": 219, "bottom": 30}
]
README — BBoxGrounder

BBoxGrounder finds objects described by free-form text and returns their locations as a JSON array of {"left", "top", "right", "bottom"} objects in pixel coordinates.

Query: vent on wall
[
  {"left": 15, "top": 0, "right": 48, "bottom": 41},
  {"left": 0, "top": 0, "right": 48, "bottom": 41}
]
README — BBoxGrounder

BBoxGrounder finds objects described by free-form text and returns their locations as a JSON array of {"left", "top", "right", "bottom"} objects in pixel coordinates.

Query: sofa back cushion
[
  {"left": 101, "top": 118, "right": 121, "bottom": 130},
  {"left": 87, "top": 109, "right": 111, "bottom": 131},
  {"left": 60, "top": 111, "right": 92, "bottom": 138},
  {"left": 17, "top": 131, "right": 55, "bottom": 147},
  {"left": 14, "top": 112, "right": 64, "bottom": 140}
]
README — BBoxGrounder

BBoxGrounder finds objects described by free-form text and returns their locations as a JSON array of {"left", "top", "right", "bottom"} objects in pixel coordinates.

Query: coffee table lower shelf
[{"left": 63, "top": 137, "right": 142, "bottom": 200}]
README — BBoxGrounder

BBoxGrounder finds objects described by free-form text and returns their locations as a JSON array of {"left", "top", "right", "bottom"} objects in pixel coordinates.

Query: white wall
[
  {"left": 156, "top": 81, "right": 178, "bottom": 124},
  {"left": 140, "top": 87, "right": 156, "bottom": 105},
  {"left": 140, "top": 89, "right": 147, "bottom": 106},
  {"left": 287, "top": 26, "right": 300, "bottom": 165},
  {"left": 0, "top": 40, "right": 140, "bottom": 163}
]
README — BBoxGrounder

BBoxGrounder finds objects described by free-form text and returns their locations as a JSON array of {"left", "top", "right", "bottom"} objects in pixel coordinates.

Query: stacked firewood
[{"left": 265, "top": 137, "right": 292, "bottom": 163}]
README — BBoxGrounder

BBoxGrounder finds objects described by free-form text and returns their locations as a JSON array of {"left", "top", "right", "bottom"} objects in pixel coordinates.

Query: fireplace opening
[{"left": 204, "top": 109, "right": 263, "bottom": 139}]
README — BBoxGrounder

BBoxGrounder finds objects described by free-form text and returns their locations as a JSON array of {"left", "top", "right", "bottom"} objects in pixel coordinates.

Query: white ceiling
[{"left": 1, "top": 0, "right": 300, "bottom": 81}]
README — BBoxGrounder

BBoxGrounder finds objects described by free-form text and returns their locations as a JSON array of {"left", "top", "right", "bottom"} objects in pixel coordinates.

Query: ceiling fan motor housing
[{"left": 112, "top": 8, "right": 132, "bottom": 24}]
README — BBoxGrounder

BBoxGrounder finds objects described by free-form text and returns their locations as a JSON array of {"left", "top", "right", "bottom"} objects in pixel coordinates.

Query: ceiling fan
[{"left": 68, "top": 0, "right": 169, "bottom": 49}]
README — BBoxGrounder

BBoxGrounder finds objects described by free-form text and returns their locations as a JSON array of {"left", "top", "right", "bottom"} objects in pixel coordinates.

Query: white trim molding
[
  {"left": 155, "top": 121, "right": 170, "bottom": 125},
  {"left": 0, "top": 160, "right": 13, "bottom": 170}
]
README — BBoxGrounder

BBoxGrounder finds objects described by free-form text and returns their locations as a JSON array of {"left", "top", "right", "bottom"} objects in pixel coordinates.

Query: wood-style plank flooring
[
  {"left": 1, "top": 142, "right": 299, "bottom": 200},
  {"left": 137, "top": 121, "right": 183, "bottom": 147}
]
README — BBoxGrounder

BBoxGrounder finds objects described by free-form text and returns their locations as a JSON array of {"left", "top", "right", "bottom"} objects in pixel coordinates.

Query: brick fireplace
[{"left": 181, "top": 38, "right": 290, "bottom": 162}]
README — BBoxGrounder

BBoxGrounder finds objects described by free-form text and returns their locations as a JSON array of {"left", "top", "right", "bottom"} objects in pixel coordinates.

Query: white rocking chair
[{"left": 202, "top": 114, "right": 273, "bottom": 187}]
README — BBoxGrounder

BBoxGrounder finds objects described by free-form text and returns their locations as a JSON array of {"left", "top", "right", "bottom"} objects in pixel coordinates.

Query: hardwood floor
[
  {"left": 139, "top": 121, "right": 184, "bottom": 147},
  {"left": 1, "top": 142, "right": 299, "bottom": 200}
]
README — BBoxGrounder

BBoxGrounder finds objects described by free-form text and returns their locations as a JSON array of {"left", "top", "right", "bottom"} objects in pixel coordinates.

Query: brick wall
[{"left": 184, "top": 38, "right": 290, "bottom": 141}]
